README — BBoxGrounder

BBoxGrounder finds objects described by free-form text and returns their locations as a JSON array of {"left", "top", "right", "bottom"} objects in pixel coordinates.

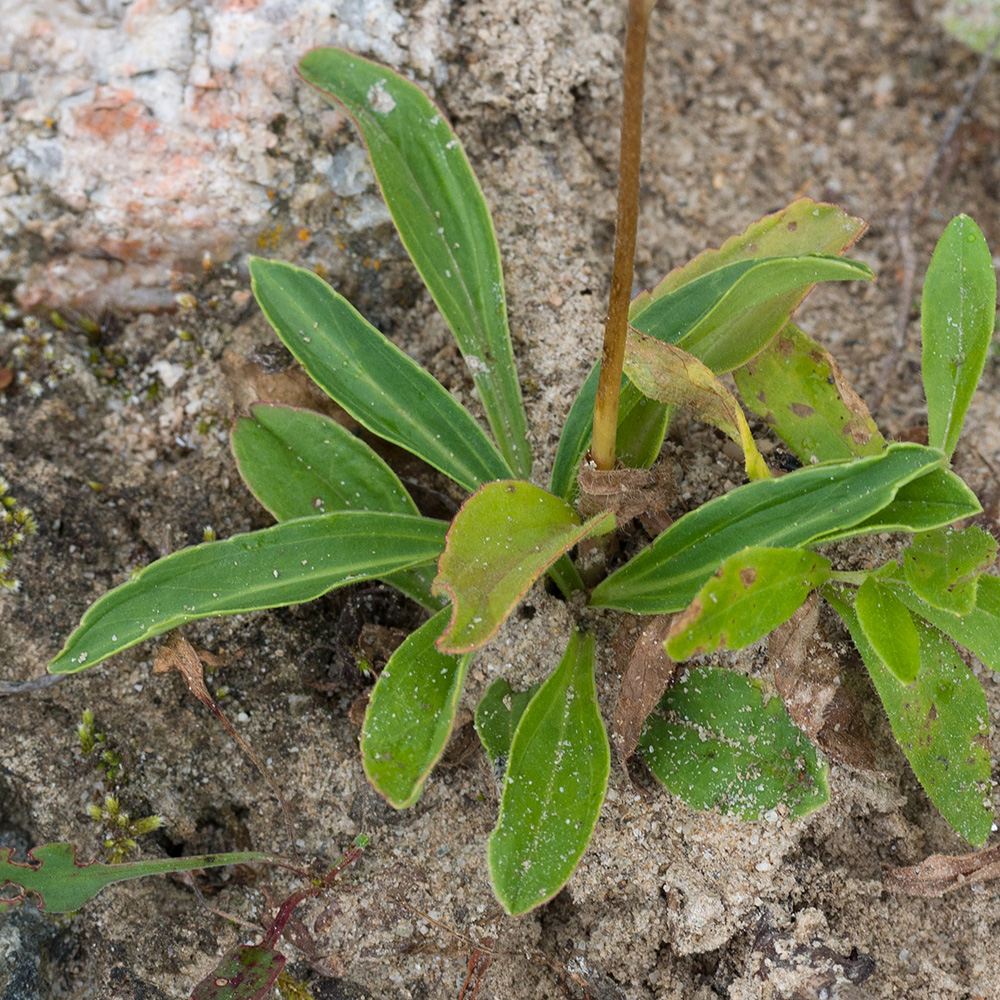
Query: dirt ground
[{"left": 2, "top": 0, "right": 1000, "bottom": 997}]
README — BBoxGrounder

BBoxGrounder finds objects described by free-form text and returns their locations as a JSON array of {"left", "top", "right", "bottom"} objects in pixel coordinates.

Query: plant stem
[{"left": 591, "top": 0, "right": 658, "bottom": 471}]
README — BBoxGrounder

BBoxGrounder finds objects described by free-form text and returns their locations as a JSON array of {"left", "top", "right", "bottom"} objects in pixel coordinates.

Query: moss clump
[{"left": 0, "top": 475, "right": 37, "bottom": 593}]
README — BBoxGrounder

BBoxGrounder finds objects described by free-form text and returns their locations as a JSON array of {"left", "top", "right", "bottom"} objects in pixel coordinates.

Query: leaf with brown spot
[
  {"left": 154, "top": 634, "right": 295, "bottom": 848},
  {"left": 665, "top": 547, "right": 832, "bottom": 661},
  {"left": 611, "top": 615, "right": 679, "bottom": 763},
  {"left": 623, "top": 331, "right": 771, "bottom": 480},
  {"left": 733, "top": 322, "right": 885, "bottom": 463},
  {"left": 883, "top": 844, "right": 1000, "bottom": 896}
]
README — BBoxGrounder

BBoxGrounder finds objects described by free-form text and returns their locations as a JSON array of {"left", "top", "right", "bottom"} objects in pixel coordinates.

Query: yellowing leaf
[
  {"left": 624, "top": 330, "right": 770, "bottom": 480},
  {"left": 434, "top": 481, "right": 613, "bottom": 653}
]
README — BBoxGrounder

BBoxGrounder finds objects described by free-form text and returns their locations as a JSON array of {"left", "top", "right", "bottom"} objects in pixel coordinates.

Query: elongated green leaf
[
  {"left": 489, "top": 631, "right": 610, "bottom": 915},
  {"left": 633, "top": 255, "right": 873, "bottom": 373},
  {"left": 921, "top": 214, "right": 997, "bottom": 458},
  {"left": 666, "top": 547, "right": 831, "bottom": 660},
  {"left": 855, "top": 577, "right": 921, "bottom": 683},
  {"left": 895, "top": 573, "right": 1000, "bottom": 673},
  {"left": 630, "top": 200, "right": 866, "bottom": 317},
  {"left": 624, "top": 331, "right": 770, "bottom": 479},
  {"left": 233, "top": 403, "right": 419, "bottom": 519},
  {"left": 232, "top": 402, "right": 440, "bottom": 608},
  {"left": 827, "top": 588, "right": 993, "bottom": 846},
  {"left": 733, "top": 322, "right": 885, "bottom": 462},
  {"left": 902, "top": 526, "right": 998, "bottom": 615},
  {"left": 49, "top": 512, "right": 448, "bottom": 673},
  {"left": 630, "top": 200, "right": 868, "bottom": 371},
  {"left": 0, "top": 843, "right": 283, "bottom": 914},
  {"left": 590, "top": 443, "right": 945, "bottom": 614},
  {"left": 550, "top": 362, "right": 601, "bottom": 500},
  {"left": 362, "top": 607, "right": 474, "bottom": 808},
  {"left": 434, "top": 481, "right": 613, "bottom": 653},
  {"left": 298, "top": 48, "right": 530, "bottom": 478},
  {"left": 474, "top": 678, "right": 541, "bottom": 769},
  {"left": 250, "top": 258, "right": 511, "bottom": 493},
  {"left": 616, "top": 391, "right": 672, "bottom": 470},
  {"left": 640, "top": 667, "right": 829, "bottom": 821},
  {"left": 809, "top": 468, "right": 981, "bottom": 542}
]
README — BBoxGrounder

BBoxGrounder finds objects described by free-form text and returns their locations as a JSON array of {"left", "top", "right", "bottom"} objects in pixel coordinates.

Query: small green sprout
[
  {"left": 49, "top": 14, "right": 999, "bottom": 918},
  {"left": 0, "top": 476, "right": 37, "bottom": 592},
  {"left": 87, "top": 794, "right": 164, "bottom": 865}
]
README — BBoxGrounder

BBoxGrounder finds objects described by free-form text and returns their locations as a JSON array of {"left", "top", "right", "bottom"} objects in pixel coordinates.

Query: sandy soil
[{"left": 2, "top": 1, "right": 1000, "bottom": 998}]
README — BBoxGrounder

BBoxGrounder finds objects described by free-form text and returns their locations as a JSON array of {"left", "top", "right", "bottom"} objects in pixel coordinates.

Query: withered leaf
[
  {"left": 577, "top": 462, "right": 673, "bottom": 526},
  {"left": 612, "top": 615, "right": 679, "bottom": 763},
  {"left": 221, "top": 348, "right": 351, "bottom": 422},
  {"left": 883, "top": 843, "right": 1000, "bottom": 896},
  {"left": 770, "top": 594, "right": 878, "bottom": 770},
  {"left": 154, "top": 633, "right": 295, "bottom": 847}
]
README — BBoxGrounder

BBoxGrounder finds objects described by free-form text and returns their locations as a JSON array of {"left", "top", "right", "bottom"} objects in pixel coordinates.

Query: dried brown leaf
[
  {"left": 883, "top": 844, "right": 1000, "bottom": 896},
  {"left": 154, "top": 633, "right": 295, "bottom": 848},
  {"left": 577, "top": 462, "right": 673, "bottom": 523},
  {"left": 612, "top": 614, "right": 678, "bottom": 763},
  {"left": 770, "top": 595, "right": 878, "bottom": 770},
  {"left": 221, "top": 348, "right": 351, "bottom": 422}
]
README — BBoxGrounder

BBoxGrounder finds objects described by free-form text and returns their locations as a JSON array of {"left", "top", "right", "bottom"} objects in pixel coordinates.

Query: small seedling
[
  {"left": 0, "top": 474, "right": 37, "bottom": 592},
  {"left": 49, "top": 3, "right": 998, "bottom": 919}
]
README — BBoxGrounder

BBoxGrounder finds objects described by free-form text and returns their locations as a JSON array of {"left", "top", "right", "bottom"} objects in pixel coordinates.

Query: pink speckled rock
[{"left": 1, "top": 0, "right": 456, "bottom": 313}]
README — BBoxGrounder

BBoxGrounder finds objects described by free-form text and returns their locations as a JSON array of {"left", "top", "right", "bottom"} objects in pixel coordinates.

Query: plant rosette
[{"left": 50, "top": 44, "right": 998, "bottom": 916}]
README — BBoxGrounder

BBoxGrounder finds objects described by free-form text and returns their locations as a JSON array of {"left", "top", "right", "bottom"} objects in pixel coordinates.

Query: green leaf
[
  {"left": 631, "top": 199, "right": 866, "bottom": 313},
  {"left": 809, "top": 468, "right": 981, "bottom": 542},
  {"left": 298, "top": 48, "right": 530, "bottom": 478},
  {"left": 488, "top": 631, "right": 610, "bottom": 915},
  {"left": 902, "top": 526, "right": 998, "bottom": 615},
  {"left": 733, "top": 322, "right": 885, "bottom": 462},
  {"left": 590, "top": 443, "right": 945, "bottom": 614},
  {"left": 232, "top": 402, "right": 440, "bottom": 608},
  {"left": 474, "top": 678, "right": 541, "bottom": 769},
  {"left": 826, "top": 588, "right": 993, "bottom": 846},
  {"left": 640, "top": 667, "right": 829, "bottom": 821},
  {"left": 434, "top": 481, "right": 613, "bottom": 653},
  {"left": 0, "top": 843, "right": 282, "bottom": 914},
  {"left": 49, "top": 512, "right": 448, "bottom": 673},
  {"left": 854, "top": 577, "right": 921, "bottom": 683},
  {"left": 617, "top": 388, "right": 671, "bottom": 471},
  {"left": 624, "top": 331, "right": 771, "bottom": 480},
  {"left": 361, "top": 607, "right": 474, "bottom": 808},
  {"left": 629, "top": 200, "right": 869, "bottom": 372},
  {"left": 190, "top": 945, "right": 283, "bottom": 1000},
  {"left": 250, "top": 258, "right": 511, "bottom": 494},
  {"left": 232, "top": 403, "right": 419, "bottom": 519},
  {"left": 921, "top": 214, "right": 997, "bottom": 458},
  {"left": 941, "top": 1, "right": 1000, "bottom": 56},
  {"left": 632, "top": 255, "right": 874, "bottom": 374},
  {"left": 895, "top": 573, "right": 1000, "bottom": 674},
  {"left": 666, "top": 547, "right": 831, "bottom": 660}
]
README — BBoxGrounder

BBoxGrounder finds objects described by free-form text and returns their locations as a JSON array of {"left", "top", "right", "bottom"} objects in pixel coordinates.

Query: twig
[
  {"left": 870, "top": 29, "right": 1000, "bottom": 416},
  {"left": 0, "top": 673, "right": 65, "bottom": 695}
]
